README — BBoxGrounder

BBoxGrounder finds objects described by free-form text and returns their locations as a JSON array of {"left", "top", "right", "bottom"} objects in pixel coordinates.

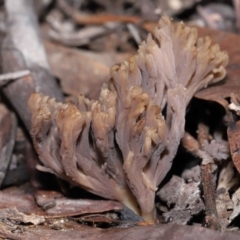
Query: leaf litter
[{"left": 1, "top": 0, "right": 240, "bottom": 239}]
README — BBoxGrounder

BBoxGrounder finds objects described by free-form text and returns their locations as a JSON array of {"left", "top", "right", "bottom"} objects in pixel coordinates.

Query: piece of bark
[
  {"left": 0, "top": 208, "right": 45, "bottom": 225},
  {"left": 0, "top": 184, "right": 124, "bottom": 219},
  {"left": 157, "top": 175, "right": 204, "bottom": 225},
  {"left": 0, "top": 104, "right": 17, "bottom": 187},
  {"left": 42, "top": 197, "right": 123, "bottom": 218},
  {"left": 34, "top": 190, "right": 123, "bottom": 218},
  {"left": 1, "top": 0, "right": 64, "bottom": 130},
  {"left": 0, "top": 185, "right": 44, "bottom": 216}
]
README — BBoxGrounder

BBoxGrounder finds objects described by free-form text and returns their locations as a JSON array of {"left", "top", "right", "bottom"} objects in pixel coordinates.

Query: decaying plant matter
[{"left": 28, "top": 17, "right": 228, "bottom": 220}]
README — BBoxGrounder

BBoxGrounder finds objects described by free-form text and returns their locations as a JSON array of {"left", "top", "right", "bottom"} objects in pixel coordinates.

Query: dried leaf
[{"left": 44, "top": 40, "right": 131, "bottom": 100}]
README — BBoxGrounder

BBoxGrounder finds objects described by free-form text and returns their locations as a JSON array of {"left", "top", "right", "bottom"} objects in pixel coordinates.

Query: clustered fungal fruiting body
[{"left": 28, "top": 17, "right": 228, "bottom": 220}]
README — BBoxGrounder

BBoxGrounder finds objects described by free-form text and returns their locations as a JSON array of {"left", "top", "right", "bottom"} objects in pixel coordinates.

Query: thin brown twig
[
  {"left": 197, "top": 123, "right": 221, "bottom": 231},
  {"left": 182, "top": 126, "right": 221, "bottom": 230},
  {"left": 57, "top": 0, "right": 142, "bottom": 25},
  {"left": 201, "top": 163, "right": 221, "bottom": 230}
]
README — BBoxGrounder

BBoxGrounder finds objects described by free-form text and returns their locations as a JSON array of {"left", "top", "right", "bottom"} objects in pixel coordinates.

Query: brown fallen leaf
[
  {"left": 45, "top": 40, "right": 109, "bottom": 99},
  {"left": 45, "top": 41, "right": 130, "bottom": 99}
]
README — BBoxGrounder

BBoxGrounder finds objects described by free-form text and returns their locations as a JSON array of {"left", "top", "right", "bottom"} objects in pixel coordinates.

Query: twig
[
  {"left": 198, "top": 123, "right": 221, "bottom": 230},
  {"left": 201, "top": 163, "right": 221, "bottom": 230},
  {"left": 182, "top": 126, "right": 221, "bottom": 230},
  {"left": 47, "top": 22, "right": 119, "bottom": 47},
  {"left": 57, "top": 0, "right": 142, "bottom": 25},
  {"left": 126, "top": 24, "right": 142, "bottom": 45},
  {"left": 0, "top": 70, "right": 30, "bottom": 86}
]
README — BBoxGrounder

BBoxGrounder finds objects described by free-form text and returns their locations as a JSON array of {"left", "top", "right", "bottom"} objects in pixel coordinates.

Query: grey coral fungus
[{"left": 28, "top": 17, "right": 228, "bottom": 220}]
